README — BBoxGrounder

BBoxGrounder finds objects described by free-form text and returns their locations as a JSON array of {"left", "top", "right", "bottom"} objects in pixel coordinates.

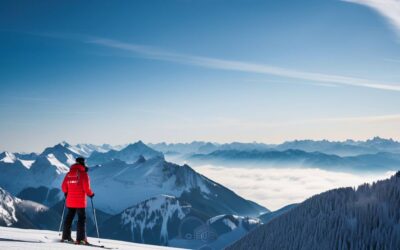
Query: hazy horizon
[{"left": 1, "top": 135, "right": 399, "bottom": 153}]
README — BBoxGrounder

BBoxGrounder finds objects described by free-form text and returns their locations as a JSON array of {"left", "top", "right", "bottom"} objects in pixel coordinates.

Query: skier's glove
[
  {"left": 64, "top": 193, "right": 68, "bottom": 198},
  {"left": 89, "top": 193, "right": 95, "bottom": 198}
]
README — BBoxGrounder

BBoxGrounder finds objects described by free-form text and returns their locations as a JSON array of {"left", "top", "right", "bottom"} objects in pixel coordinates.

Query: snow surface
[
  {"left": 46, "top": 154, "right": 69, "bottom": 174},
  {"left": 65, "top": 153, "right": 76, "bottom": 166},
  {"left": 19, "top": 159, "right": 34, "bottom": 169},
  {"left": 0, "top": 227, "right": 186, "bottom": 250},
  {"left": 68, "top": 143, "right": 123, "bottom": 157}
]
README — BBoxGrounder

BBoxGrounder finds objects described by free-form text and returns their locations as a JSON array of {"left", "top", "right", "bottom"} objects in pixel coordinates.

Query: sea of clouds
[{"left": 193, "top": 165, "right": 394, "bottom": 211}]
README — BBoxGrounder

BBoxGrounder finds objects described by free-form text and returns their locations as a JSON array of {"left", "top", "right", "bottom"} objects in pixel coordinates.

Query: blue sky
[{"left": 1, "top": 0, "right": 400, "bottom": 152}]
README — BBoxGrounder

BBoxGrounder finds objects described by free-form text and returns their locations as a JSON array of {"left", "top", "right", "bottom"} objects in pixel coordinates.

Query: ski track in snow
[{"left": 0, "top": 227, "right": 186, "bottom": 250}]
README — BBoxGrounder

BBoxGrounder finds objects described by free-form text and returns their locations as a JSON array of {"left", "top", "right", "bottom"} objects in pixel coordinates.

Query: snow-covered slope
[
  {"left": 100, "top": 195, "right": 262, "bottom": 250},
  {"left": 89, "top": 157, "right": 267, "bottom": 216},
  {"left": 101, "top": 195, "right": 193, "bottom": 245},
  {"left": 0, "top": 187, "right": 58, "bottom": 229},
  {"left": 40, "top": 142, "right": 81, "bottom": 168},
  {"left": 227, "top": 171, "right": 400, "bottom": 250},
  {"left": 0, "top": 187, "right": 22, "bottom": 227},
  {"left": 0, "top": 157, "right": 32, "bottom": 194},
  {"left": 0, "top": 226, "right": 184, "bottom": 250},
  {"left": 0, "top": 142, "right": 82, "bottom": 195}
]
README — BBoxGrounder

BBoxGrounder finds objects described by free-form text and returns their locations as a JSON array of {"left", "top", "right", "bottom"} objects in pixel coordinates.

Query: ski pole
[
  {"left": 90, "top": 197, "right": 101, "bottom": 244},
  {"left": 58, "top": 198, "right": 66, "bottom": 236}
]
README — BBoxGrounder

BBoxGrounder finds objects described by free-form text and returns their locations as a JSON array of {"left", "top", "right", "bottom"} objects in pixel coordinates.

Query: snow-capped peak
[
  {"left": 0, "top": 151, "right": 17, "bottom": 163},
  {"left": 0, "top": 151, "right": 36, "bottom": 169},
  {"left": 60, "top": 141, "right": 71, "bottom": 147},
  {"left": 18, "top": 159, "right": 35, "bottom": 169}
]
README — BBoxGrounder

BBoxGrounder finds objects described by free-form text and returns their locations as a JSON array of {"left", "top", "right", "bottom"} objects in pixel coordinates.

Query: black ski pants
[{"left": 62, "top": 207, "right": 86, "bottom": 241}]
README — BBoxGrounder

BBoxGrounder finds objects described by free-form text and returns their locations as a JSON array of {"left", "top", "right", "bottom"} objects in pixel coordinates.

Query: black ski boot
[{"left": 61, "top": 237, "right": 74, "bottom": 243}]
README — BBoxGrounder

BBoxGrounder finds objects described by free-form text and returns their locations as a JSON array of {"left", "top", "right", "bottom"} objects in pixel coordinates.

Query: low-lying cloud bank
[{"left": 193, "top": 165, "right": 394, "bottom": 211}]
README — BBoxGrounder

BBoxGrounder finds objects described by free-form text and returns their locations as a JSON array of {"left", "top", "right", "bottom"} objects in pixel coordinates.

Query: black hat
[{"left": 76, "top": 157, "right": 85, "bottom": 165}]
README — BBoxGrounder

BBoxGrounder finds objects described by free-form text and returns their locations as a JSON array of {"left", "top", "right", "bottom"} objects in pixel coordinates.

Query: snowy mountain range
[
  {"left": 1, "top": 138, "right": 399, "bottom": 249},
  {"left": 0, "top": 140, "right": 268, "bottom": 249},
  {"left": 227, "top": 171, "right": 400, "bottom": 250},
  {"left": 189, "top": 149, "right": 400, "bottom": 172},
  {"left": 88, "top": 154, "right": 267, "bottom": 216},
  {"left": 151, "top": 137, "right": 400, "bottom": 157}
]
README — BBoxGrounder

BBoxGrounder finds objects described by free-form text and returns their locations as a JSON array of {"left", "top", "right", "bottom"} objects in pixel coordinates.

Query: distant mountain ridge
[
  {"left": 189, "top": 149, "right": 400, "bottom": 172},
  {"left": 150, "top": 137, "right": 400, "bottom": 157},
  {"left": 87, "top": 141, "right": 164, "bottom": 166}
]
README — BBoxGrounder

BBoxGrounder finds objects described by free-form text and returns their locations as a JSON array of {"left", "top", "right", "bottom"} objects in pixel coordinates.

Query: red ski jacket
[{"left": 61, "top": 163, "right": 94, "bottom": 208}]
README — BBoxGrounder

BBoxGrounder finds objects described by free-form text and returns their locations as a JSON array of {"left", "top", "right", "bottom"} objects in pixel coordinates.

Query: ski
[
  {"left": 60, "top": 240, "right": 117, "bottom": 249},
  {"left": 83, "top": 242, "right": 116, "bottom": 250}
]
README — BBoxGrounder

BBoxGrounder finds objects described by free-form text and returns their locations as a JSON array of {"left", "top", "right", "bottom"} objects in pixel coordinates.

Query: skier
[{"left": 61, "top": 157, "right": 95, "bottom": 245}]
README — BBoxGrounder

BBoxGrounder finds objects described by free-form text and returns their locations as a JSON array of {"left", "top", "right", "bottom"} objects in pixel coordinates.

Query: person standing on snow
[{"left": 61, "top": 157, "right": 95, "bottom": 245}]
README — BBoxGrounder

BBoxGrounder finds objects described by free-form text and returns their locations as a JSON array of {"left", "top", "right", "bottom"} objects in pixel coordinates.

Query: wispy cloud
[
  {"left": 86, "top": 38, "right": 400, "bottom": 92},
  {"left": 312, "top": 113, "right": 400, "bottom": 123},
  {"left": 343, "top": 0, "right": 400, "bottom": 37},
  {"left": 28, "top": 32, "right": 400, "bottom": 92}
]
